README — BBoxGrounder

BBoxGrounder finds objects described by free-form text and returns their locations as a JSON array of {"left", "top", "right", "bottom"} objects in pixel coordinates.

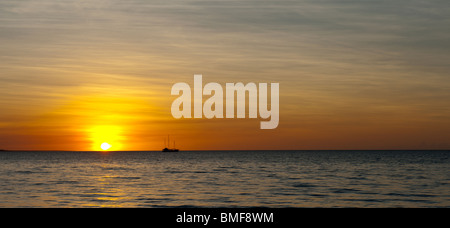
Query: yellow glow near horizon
[
  {"left": 52, "top": 93, "right": 163, "bottom": 151},
  {"left": 89, "top": 125, "right": 123, "bottom": 151},
  {"left": 101, "top": 142, "right": 112, "bottom": 151}
]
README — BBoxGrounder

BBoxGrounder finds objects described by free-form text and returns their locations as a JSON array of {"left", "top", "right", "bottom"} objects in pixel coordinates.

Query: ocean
[{"left": 0, "top": 150, "right": 449, "bottom": 208}]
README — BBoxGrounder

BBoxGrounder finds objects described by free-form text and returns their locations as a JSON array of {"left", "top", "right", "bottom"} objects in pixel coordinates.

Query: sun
[
  {"left": 88, "top": 125, "right": 124, "bottom": 151},
  {"left": 101, "top": 142, "right": 112, "bottom": 151}
]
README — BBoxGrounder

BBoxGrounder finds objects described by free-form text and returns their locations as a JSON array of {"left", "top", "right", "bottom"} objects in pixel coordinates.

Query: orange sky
[{"left": 1, "top": 0, "right": 449, "bottom": 151}]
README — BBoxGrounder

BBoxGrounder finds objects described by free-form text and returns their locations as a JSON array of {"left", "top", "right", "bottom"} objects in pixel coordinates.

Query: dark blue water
[{"left": 0, "top": 150, "right": 449, "bottom": 207}]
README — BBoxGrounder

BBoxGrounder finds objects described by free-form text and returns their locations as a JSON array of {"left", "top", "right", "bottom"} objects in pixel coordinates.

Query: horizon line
[{"left": 1, "top": 149, "right": 449, "bottom": 152}]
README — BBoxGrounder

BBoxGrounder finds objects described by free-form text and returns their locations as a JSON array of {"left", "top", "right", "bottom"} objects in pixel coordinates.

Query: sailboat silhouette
[{"left": 162, "top": 135, "right": 179, "bottom": 152}]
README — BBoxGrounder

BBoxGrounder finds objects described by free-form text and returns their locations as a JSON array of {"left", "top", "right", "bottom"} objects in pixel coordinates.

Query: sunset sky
[{"left": 1, "top": 0, "right": 449, "bottom": 151}]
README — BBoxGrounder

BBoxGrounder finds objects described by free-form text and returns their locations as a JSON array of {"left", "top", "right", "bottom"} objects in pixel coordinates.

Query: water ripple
[{"left": 0, "top": 150, "right": 449, "bottom": 207}]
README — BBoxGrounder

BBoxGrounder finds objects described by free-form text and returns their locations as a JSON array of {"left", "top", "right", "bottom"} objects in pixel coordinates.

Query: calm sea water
[{"left": 0, "top": 150, "right": 449, "bottom": 208}]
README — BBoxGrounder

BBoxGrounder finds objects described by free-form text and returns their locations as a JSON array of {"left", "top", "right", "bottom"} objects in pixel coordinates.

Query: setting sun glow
[
  {"left": 101, "top": 142, "right": 112, "bottom": 151},
  {"left": 89, "top": 125, "right": 123, "bottom": 151}
]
